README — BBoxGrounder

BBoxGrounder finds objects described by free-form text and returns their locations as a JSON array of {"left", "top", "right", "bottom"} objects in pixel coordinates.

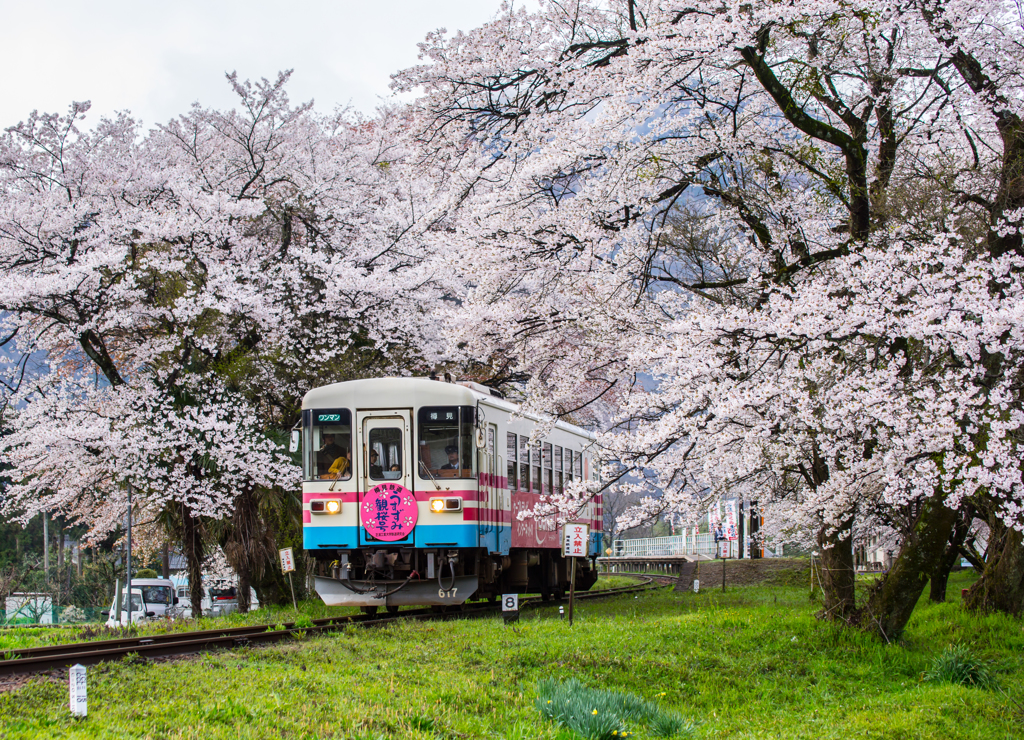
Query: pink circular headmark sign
[{"left": 361, "top": 484, "right": 418, "bottom": 541}]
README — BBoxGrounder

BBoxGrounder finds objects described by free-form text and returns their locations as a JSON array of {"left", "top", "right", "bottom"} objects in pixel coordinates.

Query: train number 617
[{"left": 438, "top": 587, "right": 458, "bottom": 599}]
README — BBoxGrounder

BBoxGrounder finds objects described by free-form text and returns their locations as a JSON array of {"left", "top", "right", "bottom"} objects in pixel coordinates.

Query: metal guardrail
[{"left": 612, "top": 533, "right": 738, "bottom": 558}]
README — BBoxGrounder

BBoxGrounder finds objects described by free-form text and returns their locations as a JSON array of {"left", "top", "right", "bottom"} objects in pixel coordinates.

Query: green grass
[{"left": 0, "top": 572, "right": 1020, "bottom": 739}]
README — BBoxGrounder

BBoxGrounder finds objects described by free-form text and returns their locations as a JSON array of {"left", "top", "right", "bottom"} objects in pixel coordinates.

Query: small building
[{"left": 4, "top": 592, "right": 54, "bottom": 625}]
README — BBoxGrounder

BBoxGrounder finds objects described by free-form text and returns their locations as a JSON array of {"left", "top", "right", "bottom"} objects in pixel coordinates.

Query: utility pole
[
  {"left": 43, "top": 512, "right": 50, "bottom": 582},
  {"left": 125, "top": 483, "right": 133, "bottom": 625}
]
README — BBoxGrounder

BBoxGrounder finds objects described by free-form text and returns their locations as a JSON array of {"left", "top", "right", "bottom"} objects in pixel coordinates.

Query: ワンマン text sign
[{"left": 562, "top": 523, "right": 590, "bottom": 558}]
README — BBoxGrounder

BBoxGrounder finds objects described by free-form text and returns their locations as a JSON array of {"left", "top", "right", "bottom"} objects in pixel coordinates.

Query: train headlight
[
  {"left": 311, "top": 499, "right": 342, "bottom": 514},
  {"left": 429, "top": 497, "right": 463, "bottom": 513},
  {"left": 430, "top": 498, "right": 446, "bottom": 513}
]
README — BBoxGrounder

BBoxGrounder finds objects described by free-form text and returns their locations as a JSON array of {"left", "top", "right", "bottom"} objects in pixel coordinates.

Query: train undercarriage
[{"left": 310, "top": 547, "right": 598, "bottom": 611}]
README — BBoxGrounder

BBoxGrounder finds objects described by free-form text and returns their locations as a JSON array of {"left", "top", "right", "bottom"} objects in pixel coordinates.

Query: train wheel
[
  {"left": 360, "top": 606, "right": 378, "bottom": 616},
  {"left": 386, "top": 605, "right": 400, "bottom": 615}
]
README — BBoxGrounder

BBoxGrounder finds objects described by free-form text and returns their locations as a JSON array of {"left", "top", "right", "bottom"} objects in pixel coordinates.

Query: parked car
[
  {"left": 102, "top": 588, "right": 153, "bottom": 628},
  {"left": 170, "top": 577, "right": 260, "bottom": 618}
]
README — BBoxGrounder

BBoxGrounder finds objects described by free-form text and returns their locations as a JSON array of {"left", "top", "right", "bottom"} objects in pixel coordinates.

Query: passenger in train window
[
  {"left": 369, "top": 450, "right": 384, "bottom": 478},
  {"left": 440, "top": 444, "right": 460, "bottom": 470},
  {"left": 327, "top": 449, "right": 350, "bottom": 478}
]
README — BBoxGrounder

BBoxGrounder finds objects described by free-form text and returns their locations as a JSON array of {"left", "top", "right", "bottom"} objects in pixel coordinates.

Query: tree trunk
[
  {"left": 178, "top": 501, "right": 206, "bottom": 619},
  {"left": 238, "top": 573, "right": 252, "bottom": 613},
  {"left": 817, "top": 518, "right": 856, "bottom": 621},
  {"left": 222, "top": 487, "right": 273, "bottom": 615},
  {"left": 964, "top": 520, "right": 1024, "bottom": 616},
  {"left": 929, "top": 507, "right": 972, "bottom": 602},
  {"left": 857, "top": 495, "right": 957, "bottom": 641}
]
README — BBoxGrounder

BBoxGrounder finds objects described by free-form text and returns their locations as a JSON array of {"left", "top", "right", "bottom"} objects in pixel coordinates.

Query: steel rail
[{"left": 0, "top": 576, "right": 657, "bottom": 677}]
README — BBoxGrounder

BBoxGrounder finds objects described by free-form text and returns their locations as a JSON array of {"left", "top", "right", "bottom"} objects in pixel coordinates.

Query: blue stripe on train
[
  {"left": 304, "top": 526, "right": 361, "bottom": 549},
  {"left": 414, "top": 523, "right": 479, "bottom": 548},
  {"left": 304, "top": 523, "right": 479, "bottom": 550}
]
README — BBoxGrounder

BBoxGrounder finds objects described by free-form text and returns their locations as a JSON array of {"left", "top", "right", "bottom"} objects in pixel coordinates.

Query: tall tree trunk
[
  {"left": 178, "top": 501, "right": 206, "bottom": 619},
  {"left": 222, "top": 487, "right": 273, "bottom": 614},
  {"left": 857, "top": 494, "right": 957, "bottom": 641},
  {"left": 929, "top": 506, "right": 973, "bottom": 603},
  {"left": 964, "top": 516, "right": 1024, "bottom": 616},
  {"left": 817, "top": 517, "right": 856, "bottom": 621}
]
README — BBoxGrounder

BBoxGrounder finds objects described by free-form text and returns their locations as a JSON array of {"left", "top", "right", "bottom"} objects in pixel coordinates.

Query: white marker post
[
  {"left": 562, "top": 523, "right": 590, "bottom": 627},
  {"left": 502, "top": 593, "right": 519, "bottom": 624},
  {"left": 69, "top": 664, "right": 87, "bottom": 717},
  {"left": 279, "top": 547, "right": 297, "bottom": 610}
]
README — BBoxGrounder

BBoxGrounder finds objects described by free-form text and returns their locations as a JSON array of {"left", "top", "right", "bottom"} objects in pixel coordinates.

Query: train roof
[{"left": 302, "top": 377, "right": 596, "bottom": 441}]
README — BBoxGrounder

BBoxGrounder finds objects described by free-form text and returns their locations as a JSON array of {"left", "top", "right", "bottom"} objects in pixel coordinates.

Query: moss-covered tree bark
[
  {"left": 817, "top": 519, "right": 856, "bottom": 621},
  {"left": 856, "top": 494, "right": 957, "bottom": 641},
  {"left": 929, "top": 506, "right": 974, "bottom": 603},
  {"left": 964, "top": 512, "right": 1024, "bottom": 616}
]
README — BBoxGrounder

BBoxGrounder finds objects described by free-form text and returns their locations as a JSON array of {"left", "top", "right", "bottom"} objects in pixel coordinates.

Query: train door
[{"left": 357, "top": 410, "right": 414, "bottom": 547}]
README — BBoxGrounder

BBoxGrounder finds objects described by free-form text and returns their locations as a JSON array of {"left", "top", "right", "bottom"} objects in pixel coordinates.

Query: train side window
[
  {"left": 543, "top": 442, "right": 553, "bottom": 495},
  {"left": 417, "top": 406, "right": 477, "bottom": 479},
  {"left": 518, "top": 435, "right": 530, "bottom": 492},
  {"left": 554, "top": 445, "right": 563, "bottom": 495},
  {"left": 307, "top": 409, "right": 353, "bottom": 481},
  {"left": 574, "top": 451, "right": 583, "bottom": 478},
  {"left": 532, "top": 445, "right": 542, "bottom": 493},
  {"left": 507, "top": 433, "right": 518, "bottom": 491}
]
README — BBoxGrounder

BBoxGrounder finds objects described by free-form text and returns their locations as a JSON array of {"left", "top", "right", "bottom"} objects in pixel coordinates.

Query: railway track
[{"left": 0, "top": 576, "right": 657, "bottom": 677}]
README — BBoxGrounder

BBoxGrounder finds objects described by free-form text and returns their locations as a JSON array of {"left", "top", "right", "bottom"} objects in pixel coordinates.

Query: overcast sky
[{"left": 0, "top": 0, "right": 515, "bottom": 130}]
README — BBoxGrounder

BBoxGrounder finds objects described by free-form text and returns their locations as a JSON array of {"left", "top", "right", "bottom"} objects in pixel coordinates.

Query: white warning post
[{"left": 69, "top": 663, "right": 87, "bottom": 716}]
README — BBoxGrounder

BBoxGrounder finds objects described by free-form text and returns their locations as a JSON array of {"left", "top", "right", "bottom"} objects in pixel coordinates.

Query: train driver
[{"left": 439, "top": 444, "right": 460, "bottom": 471}]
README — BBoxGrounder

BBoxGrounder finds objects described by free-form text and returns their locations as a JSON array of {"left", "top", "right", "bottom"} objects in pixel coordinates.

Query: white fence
[{"left": 611, "top": 532, "right": 737, "bottom": 559}]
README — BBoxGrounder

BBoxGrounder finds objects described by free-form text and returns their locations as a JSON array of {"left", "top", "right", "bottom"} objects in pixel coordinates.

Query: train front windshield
[
  {"left": 417, "top": 406, "right": 476, "bottom": 478},
  {"left": 306, "top": 409, "right": 353, "bottom": 480}
]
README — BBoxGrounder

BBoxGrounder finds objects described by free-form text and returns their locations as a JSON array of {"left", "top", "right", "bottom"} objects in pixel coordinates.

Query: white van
[{"left": 129, "top": 578, "right": 177, "bottom": 617}]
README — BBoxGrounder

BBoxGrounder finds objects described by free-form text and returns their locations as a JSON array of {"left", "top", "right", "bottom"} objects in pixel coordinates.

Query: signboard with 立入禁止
[
  {"left": 562, "top": 523, "right": 590, "bottom": 558},
  {"left": 279, "top": 547, "right": 295, "bottom": 574}
]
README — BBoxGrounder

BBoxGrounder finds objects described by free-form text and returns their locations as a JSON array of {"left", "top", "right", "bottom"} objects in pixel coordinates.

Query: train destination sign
[{"left": 562, "top": 523, "right": 590, "bottom": 558}]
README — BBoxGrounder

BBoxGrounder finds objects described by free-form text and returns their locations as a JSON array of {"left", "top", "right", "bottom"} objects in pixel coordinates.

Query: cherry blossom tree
[
  {"left": 397, "top": 0, "right": 1024, "bottom": 634},
  {"left": 0, "top": 73, "right": 450, "bottom": 613}
]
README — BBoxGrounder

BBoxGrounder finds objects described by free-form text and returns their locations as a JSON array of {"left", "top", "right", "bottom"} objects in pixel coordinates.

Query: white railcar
[{"left": 299, "top": 377, "right": 603, "bottom": 611}]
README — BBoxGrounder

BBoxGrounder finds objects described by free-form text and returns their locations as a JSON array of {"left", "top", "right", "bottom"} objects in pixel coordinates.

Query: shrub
[
  {"left": 924, "top": 643, "right": 997, "bottom": 689},
  {"left": 535, "top": 678, "right": 695, "bottom": 739}
]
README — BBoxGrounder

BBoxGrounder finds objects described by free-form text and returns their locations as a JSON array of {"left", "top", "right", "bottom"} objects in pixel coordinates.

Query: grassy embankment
[{"left": 0, "top": 568, "right": 1020, "bottom": 739}]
